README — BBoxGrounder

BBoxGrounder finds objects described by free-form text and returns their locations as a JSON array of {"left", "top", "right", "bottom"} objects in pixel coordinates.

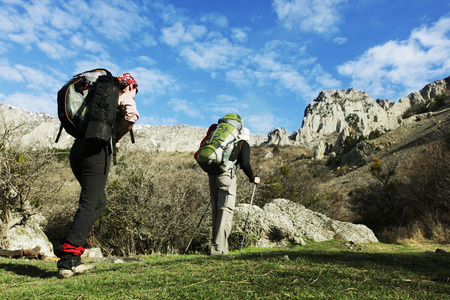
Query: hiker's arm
[
  {"left": 115, "top": 119, "right": 134, "bottom": 147},
  {"left": 238, "top": 141, "right": 256, "bottom": 182},
  {"left": 115, "top": 91, "right": 139, "bottom": 148}
]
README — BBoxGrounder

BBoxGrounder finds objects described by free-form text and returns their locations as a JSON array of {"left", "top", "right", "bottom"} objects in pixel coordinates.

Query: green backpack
[{"left": 196, "top": 113, "right": 243, "bottom": 174}]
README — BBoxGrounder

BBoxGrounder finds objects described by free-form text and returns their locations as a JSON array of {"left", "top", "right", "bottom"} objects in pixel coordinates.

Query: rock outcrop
[
  {"left": 4, "top": 213, "right": 55, "bottom": 258},
  {"left": 268, "top": 76, "right": 450, "bottom": 150},
  {"left": 233, "top": 198, "right": 379, "bottom": 247},
  {"left": 266, "top": 127, "right": 291, "bottom": 146},
  {"left": 295, "top": 88, "right": 391, "bottom": 147}
]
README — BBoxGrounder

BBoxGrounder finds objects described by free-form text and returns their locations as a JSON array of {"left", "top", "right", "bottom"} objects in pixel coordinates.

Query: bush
[
  {"left": 349, "top": 139, "right": 450, "bottom": 243},
  {"left": 0, "top": 146, "right": 66, "bottom": 248},
  {"left": 368, "top": 130, "right": 383, "bottom": 140},
  {"left": 254, "top": 160, "right": 326, "bottom": 213},
  {"left": 93, "top": 151, "right": 210, "bottom": 255}
]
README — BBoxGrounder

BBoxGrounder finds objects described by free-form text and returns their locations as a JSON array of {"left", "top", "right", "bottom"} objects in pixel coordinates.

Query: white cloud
[
  {"left": 50, "top": 6, "right": 84, "bottom": 30},
  {"left": 69, "top": 33, "right": 107, "bottom": 56},
  {"left": 89, "top": 1, "right": 147, "bottom": 42},
  {"left": 225, "top": 69, "right": 253, "bottom": 87},
  {"left": 337, "top": 16, "right": 450, "bottom": 100},
  {"left": 0, "top": 13, "right": 15, "bottom": 32},
  {"left": 272, "top": 0, "right": 347, "bottom": 35},
  {"left": 0, "top": 62, "right": 60, "bottom": 93},
  {"left": 37, "top": 41, "right": 73, "bottom": 60},
  {"left": 200, "top": 12, "right": 229, "bottom": 28},
  {"left": 0, "top": 60, "right": 24, "bottom": 82},
  {"left": 216, "top": 94, "right": 238, "bottom": 103},
  {"left": 333, "top": 37, "right": 347, "bottom": 44},
  {"left": 180, "top": 38, "right": 250, "bottom": 70},
  {"left": 207, "top": 94, "right": 249, "bottom": 116},
  {"left": 168, "top": 98, "right": 202, "bottom": 118},
  {"left": 243, "top": 42, "right": 339, "bottom": 100},
  {"left": 15, "top": 65, "right": 61, "bottom": 92},
  {"left": 0, "top": 0, "right": 151, "bottom": 62},
  {"left": 130, "top": 67, "right": 178, "bottom": 101},
  {"left": 8, "top": 33, "right": 38, "bottom": 47},
  {"left": 231, "top": 28, "right": 249, "bottom": 43},
  {"left": 160, "top": 22, "right": 207, "bottom": 46},
  {"left": 3, "top": 92, "right": 56, "bottom": 115},
  {"left": 210, "top": 106, "right": 241, "bottom": 115},
  {"left": 246, "top": 113, "right": 278, "bottom": 134},
  {"left": 138, "top": 56, "right": 157, "bottom": 66}
]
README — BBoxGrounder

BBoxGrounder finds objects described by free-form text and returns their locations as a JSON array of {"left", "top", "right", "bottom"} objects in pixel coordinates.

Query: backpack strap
[
  {"left": 55, "top": 124, "right": 63, "bottom": 143},
  {"left": 239, "top": 140, "right": 244, "bottom": 150},
  {"left": 111, "top": 136, "right": 117, "bottom": 166},
  {"left": 130, "top": 128, "right": 135, "bottom": 144}
]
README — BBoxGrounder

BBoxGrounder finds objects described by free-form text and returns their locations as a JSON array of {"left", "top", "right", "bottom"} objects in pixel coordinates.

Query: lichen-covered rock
[
  {"left": 233, "top": 198, "right": 378, "bottom": 247},
  {"left": 6, "top": 214, "right": 55, "bottom": 258}
]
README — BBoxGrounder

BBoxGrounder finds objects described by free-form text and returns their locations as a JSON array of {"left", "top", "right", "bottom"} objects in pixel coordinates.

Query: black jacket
[{"left": 229, "top": 140, "right": 255, "bottom": 182}]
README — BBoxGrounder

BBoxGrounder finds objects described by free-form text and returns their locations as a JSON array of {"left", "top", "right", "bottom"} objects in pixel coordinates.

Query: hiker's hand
[
  {"left": 253, "top": 177, "right": 261, "bottom": 184},
  {"left": 115, "top": 140, "right": 121, "bottom": 148}
]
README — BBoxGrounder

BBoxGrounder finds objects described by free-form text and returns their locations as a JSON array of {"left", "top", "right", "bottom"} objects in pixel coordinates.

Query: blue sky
[{"left": 0, "top": 0, "right": 449, "bottom": 134}]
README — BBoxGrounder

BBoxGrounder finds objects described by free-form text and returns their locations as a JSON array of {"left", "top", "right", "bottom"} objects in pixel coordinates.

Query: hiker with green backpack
[
  {"left": 56, "top": 71, "right": 139, "bottom": 278},
  {"left": 195, "top": 114, "right": 260, "bottom": 255}
]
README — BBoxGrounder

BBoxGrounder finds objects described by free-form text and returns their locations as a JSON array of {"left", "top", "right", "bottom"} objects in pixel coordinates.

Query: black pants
[{"left": 66, "top": 139, "right": 111, "bottom": 247}]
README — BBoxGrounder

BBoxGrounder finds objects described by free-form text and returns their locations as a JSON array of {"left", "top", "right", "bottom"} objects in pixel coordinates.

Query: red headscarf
[{"left": 117, "top": 73, "right": 138, "bottom": 93}]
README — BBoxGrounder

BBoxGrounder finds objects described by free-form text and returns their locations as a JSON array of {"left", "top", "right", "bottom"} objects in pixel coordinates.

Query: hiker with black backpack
[
  {"left": 56, "top": 72, "right": 139, "bottom": 278},
  {"left": 195, "top": 114, "right": 260, "bottom": 255}
]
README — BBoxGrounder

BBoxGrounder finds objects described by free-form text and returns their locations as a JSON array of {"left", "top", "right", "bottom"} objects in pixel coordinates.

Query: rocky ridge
[
  {"left": 1, "top": 76, "right": 448, "bottom": 153},
  {"left": 268, "top": 76, "right": 450, "bottom": 151},
  {"left": 0, "top": 103, "right": 267, "bottom": 151}
]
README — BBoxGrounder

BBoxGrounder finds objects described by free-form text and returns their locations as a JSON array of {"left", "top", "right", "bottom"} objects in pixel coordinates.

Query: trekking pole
[
  {"left": 240, "top": 184, "right": 257, "bottom": 254},
  {"left": 184, "top": 199, "right": 212, "bottom": 254}
]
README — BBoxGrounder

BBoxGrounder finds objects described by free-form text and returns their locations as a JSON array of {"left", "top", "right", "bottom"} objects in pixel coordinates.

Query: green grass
[{"left": 0, "top": 241, "right": 448, "bottom": 299}]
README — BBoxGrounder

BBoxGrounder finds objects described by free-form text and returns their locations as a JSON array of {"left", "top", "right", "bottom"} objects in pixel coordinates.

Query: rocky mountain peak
[{"left": 266, "top": 76, "right": 450, "bottom": 150}]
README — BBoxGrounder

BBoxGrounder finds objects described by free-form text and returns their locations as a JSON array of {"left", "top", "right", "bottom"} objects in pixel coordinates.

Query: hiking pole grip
[{"left": 240, "top": 184, "right": 257, "bottom": 254}]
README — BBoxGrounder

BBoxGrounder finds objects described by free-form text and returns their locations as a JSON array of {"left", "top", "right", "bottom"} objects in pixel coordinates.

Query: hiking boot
[
  {"left": 57, "top": 264, "right": 95, "bottom": 278},
  {"left": 210, "top": 246, "right": 228, "bottom": 255},
  {"left": 58, "top": 268, "right": 74, "bottom": 278},
  {"left": 74, "top": 264, "right": 96, "bottom": 274}
]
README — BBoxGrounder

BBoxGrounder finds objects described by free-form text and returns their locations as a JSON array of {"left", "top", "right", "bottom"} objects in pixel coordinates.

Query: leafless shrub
[
  {"left": 349, "top": 137, "right": 450, "bottom": 243},
  {"left": 250, "top": 147, "right": 327, "bottom": 213},
  {"left": 93, "top": 150, "right": 211, "bottom": 255},
  {"left": 0, "top": 144, "right": 65, "bottom": 248}
]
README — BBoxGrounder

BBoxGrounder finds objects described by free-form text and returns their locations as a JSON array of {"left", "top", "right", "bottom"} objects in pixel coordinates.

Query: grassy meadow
[{"left": 1, "top": 241, "right": 448, "bottom": 299}]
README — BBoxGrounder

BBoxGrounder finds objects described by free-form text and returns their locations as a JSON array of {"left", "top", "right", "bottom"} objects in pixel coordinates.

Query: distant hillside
[
  {"left": 1, "top": 76, "right": 448, "bottom": 152},
  {"left": 0, "top": 103, "right": 267, "bottom": 151}
]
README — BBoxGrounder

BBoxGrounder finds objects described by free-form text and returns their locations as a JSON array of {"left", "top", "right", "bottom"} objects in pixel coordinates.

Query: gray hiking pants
[{"left": 208, "top": 168, "right": 237, "bottom": 254}]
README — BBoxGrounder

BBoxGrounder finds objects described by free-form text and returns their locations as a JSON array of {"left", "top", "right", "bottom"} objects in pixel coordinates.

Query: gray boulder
[
  {"left": 5, "top": 213, "right": 55, "bottom": 258},
  {"left": 233, "top": 198, "right": 378, "bottom": 247}
]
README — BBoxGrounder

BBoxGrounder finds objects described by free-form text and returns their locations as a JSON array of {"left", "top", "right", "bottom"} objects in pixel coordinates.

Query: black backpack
[{"left": 55, "top": 69, "right": 119, "bottom": 144}]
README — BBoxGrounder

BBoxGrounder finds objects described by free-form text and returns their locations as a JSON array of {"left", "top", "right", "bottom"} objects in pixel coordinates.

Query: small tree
[{"left": 0, "top": 148, "right": 63, "bottom": 248}]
